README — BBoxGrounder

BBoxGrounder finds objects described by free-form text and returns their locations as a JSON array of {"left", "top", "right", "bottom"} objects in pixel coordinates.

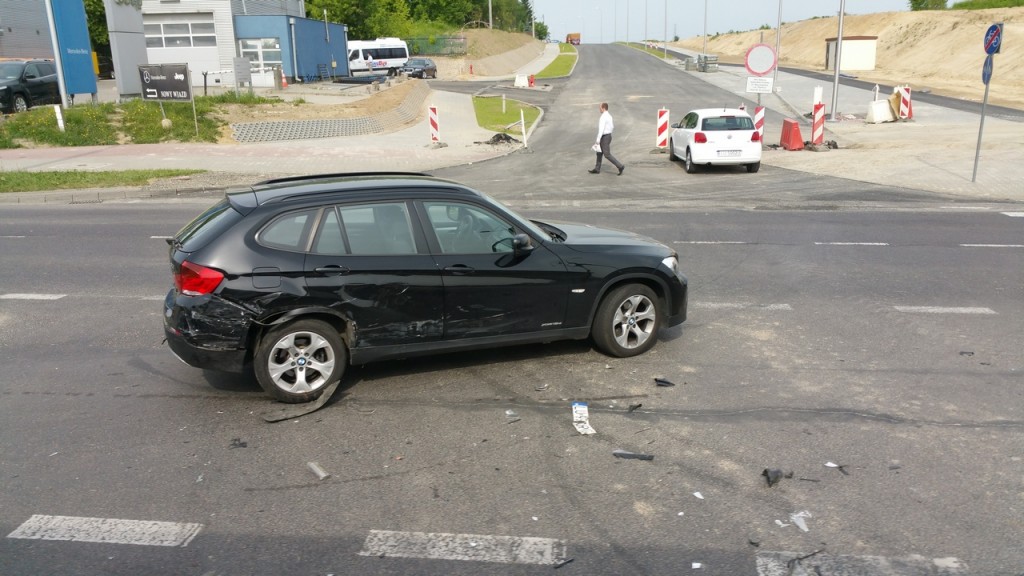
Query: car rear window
[
  {"left": 174, "top": 199, "right": 243, "bottom": 252},
  {"left": 702, "top": 116, "right": 754, "bottom": 131}
]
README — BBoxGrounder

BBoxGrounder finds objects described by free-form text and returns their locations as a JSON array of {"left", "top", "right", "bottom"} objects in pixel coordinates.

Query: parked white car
[{"left": 669, "top": 108, "right": 762, "bottom": 173}]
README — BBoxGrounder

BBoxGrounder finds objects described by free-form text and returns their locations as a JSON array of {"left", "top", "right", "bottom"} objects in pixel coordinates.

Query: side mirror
[{"left": 512, "top": 233, "right": 534, "bottom": 253}]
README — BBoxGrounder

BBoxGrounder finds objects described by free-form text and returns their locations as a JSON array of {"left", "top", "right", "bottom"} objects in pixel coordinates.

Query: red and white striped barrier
[
  {"left": 753, "top": 106, "right": 765, "bottom": 140},
  {"left": 656, "top": 108, "right": 669, "bottom": 148},
  {"left": 895, "top": 85, "right": 913, "bottom": 119},
  {"left": 429, "top": 105, "right": 439, "bottom": 142},
  {"left": 812, "top": 103, "right": 825, "bottom": 145}
]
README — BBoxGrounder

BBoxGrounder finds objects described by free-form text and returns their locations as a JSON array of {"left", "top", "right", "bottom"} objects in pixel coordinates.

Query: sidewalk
[{"left": 2, "top": 43, "right": 1022, "bottom": 204}]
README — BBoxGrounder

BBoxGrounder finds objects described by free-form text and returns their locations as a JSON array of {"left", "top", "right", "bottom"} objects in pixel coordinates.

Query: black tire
[
  {"left": 592, "top": 283, "right": 661, "bottom": 358},
  {"left": 746, "top": 161, "right": 761, "bottom": 173},
  {"left": 13, "top": 94, "right": 28, "bottom": 113},
  {"left": 668, "top": 139, "right": 678, "bottom": 161},
  {"left": 684, "top": 149, "right": 697, "bottom": 174},
  {"left": 254, "top": 319, "right": 346, "bottom": 403}
]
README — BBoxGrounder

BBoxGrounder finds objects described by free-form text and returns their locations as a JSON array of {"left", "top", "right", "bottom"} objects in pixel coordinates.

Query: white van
[{"left": 348, "top": 38, "right": 409, "bottom": 75}]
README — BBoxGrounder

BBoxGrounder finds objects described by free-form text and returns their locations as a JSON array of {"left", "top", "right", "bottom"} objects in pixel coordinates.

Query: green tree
[
  {"left": 84, "top": 0, "right": 109, "bottom": 49},
  {"left": 908, "top": 0, "right": 948, "bottom": 9},
  {"left": 306, "top": 0, "right": 373, "bottom": 39},
  {"left": 366, "top": 0, "right": 413, "bottom": 38},
  {"left": 408, "top": 0, "right": 475, "bottom": 26},
  {"left": 534, "top": 20, "right": 549, "bottom": 40}
]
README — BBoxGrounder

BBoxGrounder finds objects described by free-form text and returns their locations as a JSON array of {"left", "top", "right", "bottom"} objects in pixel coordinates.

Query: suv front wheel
[
  {"left": 255, "top": 319, "right": 346, "bottom": 403},
  {"left": 13, "top": 94, "right": 28, "bottom": 113},
  {"left": 592, "top": 283, "right": 661, "bottom": 357}
]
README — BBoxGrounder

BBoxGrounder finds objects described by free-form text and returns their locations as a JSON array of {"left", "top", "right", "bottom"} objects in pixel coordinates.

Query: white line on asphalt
[
  {"left": 7, "top": 515, "right": 202, "bottom": 547},
  {"left": 150, "top": 235, "right": 173, "bottom": 240},
  {"left": 895, "top": 306, "right": 996, "bottom": 315},
  {"left": 358, "top": 530, "right": 567, "bottom": 566},
  {"left": 0, "top": 235, "right": 27, "bottom": 238},
  {"left": 814, "top": 242, "right": 890, "bottom": 246},
  {"left": 960, "top": 244, "right": 1024, "bottom": 248},
  {"left": 1001, "top": 212, "right": 1024, "bottom": 217},
  {"left": 0, "top": 294, "right": 67, "bottom": 300},
  {"left": 756, "top": 551, "right": 967, "bottom": 575},
  {"left": 696, "top": 302, "right": 793, "bottom": 311},
  {"left": 673, "top": 241, "right": 748, "bottom": 244}
]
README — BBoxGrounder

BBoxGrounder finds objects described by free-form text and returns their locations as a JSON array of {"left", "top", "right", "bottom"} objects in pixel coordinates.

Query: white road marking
[
  {"left": 150, "top": 235, "right": 173, "bottom": 240},
  {"left": 358, "top": 530, "right": 567, "bottom": 566},
  {"left": 756, "top": 551, "right": 967, "bottom": 575},
  {"left": 0, "top": 293, "right": 67, "bottom": 300},
  {"left": 696, "top": 302, "right": 792, "bottom": 311},
  {"left": 895, "top": 306, "right": 996, "bottom": 315},
  {"left": 814, "top": 242, "right": 889, "bottom": 246},
  {"left": 960, "top": 244, "right": 1024, "bottom": 248},
  {"left": 0, "top": 235, "right": 27, "bottom": 238},
  {"left": 7, "top": 515, "right": 202, "bottom": 547},
  {"left": 673, "top": 241, "right": 748, "bottom": 244},
  {"left": 1001, "top": 212, "right": 1024, "bottom": 217}
]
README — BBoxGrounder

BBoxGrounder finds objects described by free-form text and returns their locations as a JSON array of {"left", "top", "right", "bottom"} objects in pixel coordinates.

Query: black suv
[
  {"left": 0, "top": 59, "right": 60, "bottom": 114},
  {"left": 164, "top": 173, "right": 687, "bottom": 403}
]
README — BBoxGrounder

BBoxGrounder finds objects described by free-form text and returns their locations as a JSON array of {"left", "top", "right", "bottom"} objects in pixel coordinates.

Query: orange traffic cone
[{"left": 281, "top": 75, "right": 288, "bottom": 89}]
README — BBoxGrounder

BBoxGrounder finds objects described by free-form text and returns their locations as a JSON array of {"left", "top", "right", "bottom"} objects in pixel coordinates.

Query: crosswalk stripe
[
  {"left": 7, "top": 515, "right": 202, "bottom": 547},
  {"left": 358, "top": 530, "right": 567, "bottom": 566},
  {"left": 756, "top": 550, "right": 967, "bottom": 575}
]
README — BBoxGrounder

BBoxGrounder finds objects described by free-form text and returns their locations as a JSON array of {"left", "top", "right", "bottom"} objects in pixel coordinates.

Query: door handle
[
  {"left": 314, "top": 265, "right": 350, "bottom": 276},
  {"left": 443, "top": 264, "right": 475, "bottom": 275}
]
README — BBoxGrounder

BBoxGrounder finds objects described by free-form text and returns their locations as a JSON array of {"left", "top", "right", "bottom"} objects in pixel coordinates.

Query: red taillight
[
  {"left": 694, "top": 132, "right": 707, "bottom": 144},
  {"left": 175, "top": 261, "right": 224, "bottom": 296},
  {"left": 751, "top": 130, "right": 761, "bottom": 142}
]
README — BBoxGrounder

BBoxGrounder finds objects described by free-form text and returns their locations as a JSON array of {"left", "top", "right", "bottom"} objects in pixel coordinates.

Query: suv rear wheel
[
  {"left": 13, "top": 94, "right": 28, "bottom": 113},
  {"left": 255, "top": 319, "right": 346, "bottom": 403},
  {"left": 592, "top": 284, "right": 660, "bottom": 357}
]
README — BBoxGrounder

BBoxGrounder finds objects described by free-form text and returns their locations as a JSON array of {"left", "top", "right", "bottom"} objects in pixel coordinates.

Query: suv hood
[{"left": 539, "top": 220, "right": 671, "bottom": 253}]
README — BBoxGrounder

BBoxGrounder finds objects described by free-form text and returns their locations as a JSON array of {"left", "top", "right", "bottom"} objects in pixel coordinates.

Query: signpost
[
  {"left": 973, "top": 24, "right": 1002, "bottom": 183},
  {"left": 744, "top": 43, "right": 777, "bottom": 105},
  {"left": 139, "top": 63, "right": 198, "bottom": 136}
]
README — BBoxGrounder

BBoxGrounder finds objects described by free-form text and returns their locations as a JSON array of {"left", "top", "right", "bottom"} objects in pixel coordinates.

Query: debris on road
[
  {"left": 612, "top": 449, "right": 654, "bottom": 461},
  {"left": 572, "top": 401, "right": 596, "bottom": 435},
  {"left": 628, "top": 403, "right": 643, "bottom": 412},
  {"left": 229, "top": 438, "right": 248, "bottom": 449},
  {"left": 262, "top": 378, "right": 343, "bottom": 422},
  {"left": 825, "top": 461, "right": 850, "bottom": 475},
  {"left": 308, "top": 461, "right": 331, "bottom": 481},
  {"left": 505, "top": 409, "right": 521, "bottom": 424},
  {"left": 788, "top": 510, "right": 812, "bottom": 532},
  {"left": 553, "top": 558, "right": 575, "bottom": 569},
  {"left": 654, "top": 377, "right": 676, "bottom": 387},
  {"left": 693, "top": 492, "right": 704, "bottom": 500},
  {"left": 761, "top": 468, "right": 793, "bottom": 487}
]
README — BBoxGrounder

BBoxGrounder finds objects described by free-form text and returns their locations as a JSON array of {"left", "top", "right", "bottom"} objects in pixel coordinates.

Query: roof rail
[{"left": 255, "top": 172, "right": 432, "bottom": 186}]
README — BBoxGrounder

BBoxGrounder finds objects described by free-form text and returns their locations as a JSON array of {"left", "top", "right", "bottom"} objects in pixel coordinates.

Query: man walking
[{"left": 590, "top": 102, "right": 625, "bottom": 175}]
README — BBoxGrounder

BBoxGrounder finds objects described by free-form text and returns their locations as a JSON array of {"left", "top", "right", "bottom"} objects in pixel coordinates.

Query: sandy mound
[{"left": 673, "top": 7, "right": 1024, "bottom": 108}]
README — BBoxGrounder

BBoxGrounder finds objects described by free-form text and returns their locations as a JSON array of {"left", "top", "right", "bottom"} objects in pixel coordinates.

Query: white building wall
[
  {"left": 0, "top": 0, "right": 55, "bottom": 58},
  {"left": 826, "top": 39, "right": 878, "bottom": 71},
  {"left": 142, "top": 1, "right": 237, "bottom": 86}
]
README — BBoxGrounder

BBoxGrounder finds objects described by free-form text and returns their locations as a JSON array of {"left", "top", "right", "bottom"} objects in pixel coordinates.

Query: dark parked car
[
  {"left": 164, "top": 173, "right": 688, "bottom": 403},
  {"left": 0, "top": 59, "right": 60, "bottom": 113},
  {"left": 401, "top": 57, "right": 437, "bottom": 79}
]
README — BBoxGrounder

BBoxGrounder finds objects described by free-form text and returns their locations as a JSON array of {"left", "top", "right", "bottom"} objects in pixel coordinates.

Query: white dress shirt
[{"left": 596, "top": 110, "right": 614, "bottom": 142}]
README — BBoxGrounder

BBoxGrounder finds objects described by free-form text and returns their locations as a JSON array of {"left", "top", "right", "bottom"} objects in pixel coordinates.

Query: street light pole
[
  {"left": 830, "top": 0, "right": 846, "bottom": 121},
  {"left": 773, "top": 0, "right": 783, "bottom": 87},
  {"left": 702, "top": 0, "right": 708, "bottom": 55}
]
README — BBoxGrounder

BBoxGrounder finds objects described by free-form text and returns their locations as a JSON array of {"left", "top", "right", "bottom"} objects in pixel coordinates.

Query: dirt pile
[{"left": 673, "top": 7, "right": 1024, "bottom": 108}]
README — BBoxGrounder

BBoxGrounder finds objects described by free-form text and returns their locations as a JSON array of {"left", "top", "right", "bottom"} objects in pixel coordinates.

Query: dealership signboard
[{"left": 138, "top": 64, "right": 193, "bottom": 102}]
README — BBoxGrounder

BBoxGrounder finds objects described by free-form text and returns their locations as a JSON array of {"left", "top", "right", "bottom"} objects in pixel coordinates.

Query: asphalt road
[{"left": 2, "top": 44, "right": 1023, "bottom": 576}]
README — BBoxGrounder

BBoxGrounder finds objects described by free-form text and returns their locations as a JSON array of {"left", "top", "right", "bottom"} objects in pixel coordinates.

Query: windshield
[
  {"left": 477, "top": 192, "right": 547, "bottom": 239},
  {"left": 407, "top": 59, "right": 427, "bottom": 66},
  {"left": 0, "top": 63, "right": 24, "bottom": 80}
]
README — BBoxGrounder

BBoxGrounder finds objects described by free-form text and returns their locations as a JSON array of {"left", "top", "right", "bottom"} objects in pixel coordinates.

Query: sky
[{"left": 531, "top": 0, "right": 951, "bottom": 44}]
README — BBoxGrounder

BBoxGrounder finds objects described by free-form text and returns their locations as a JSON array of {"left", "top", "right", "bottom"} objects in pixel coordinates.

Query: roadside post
[
  {"left": 429, "top": 105, "right": 439, "bottom": 142},
  {"left": 972, "top": 22, "right": 1002, "bottom": 183},
  {"left": 656, "top": 108, "right": 669, "bottom": 148}
]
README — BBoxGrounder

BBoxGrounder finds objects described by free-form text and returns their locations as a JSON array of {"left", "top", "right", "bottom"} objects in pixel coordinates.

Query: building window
[
  {"left": 144, "top": 15, "right": 217, "bottom": 49},
  {"left": 239, "top": 38, "right": 282, "bottom": 71}
]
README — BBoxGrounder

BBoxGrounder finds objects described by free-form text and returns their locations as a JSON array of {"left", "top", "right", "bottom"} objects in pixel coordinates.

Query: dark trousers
[{"left": 594, "top": 133, "right": 623, "bottom": 172}]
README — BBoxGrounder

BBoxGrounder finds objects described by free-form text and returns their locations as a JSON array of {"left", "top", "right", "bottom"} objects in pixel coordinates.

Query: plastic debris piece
[
  {"left": 628, "top": 403, "right": 643, "bottom": 412},
  {"left": 308, "top": 461, "right": 330, "bottom": 481},
  {"left": 654, "top": 377, "right": 676, "bottom": 387},
  {"left": 762, "top": 468, "right": 784, "bottom": 487},
  {"left": 825, "top": 461, "right": 850, "bottom": 475},
  {"left": 798, "top": 477, "right": 820, "bottom": 482},
  {"left": 229, "top": 438, "right": 248, "bottom": 449},
  {"left": 775, "top": 519, "right": 790, "bottom": 527},
  {"left": 505, "top": 409, "right": 518, "bottom": 418},
  {"left": 572, "top": 401, "right": 596, "bottom": 435},
  {"left": 535, "top": 383, "right": 549, "bottom": 391},
  {"left": 692, "top": 562, "right": 702, "bottom": 569},
  {"left": 612, "top": 449, "right": 654, "bottom": 461},
  {"left": 748, "top": 537, "right": 761, "bottom": 547},
  {"left": 553, "top": 558, "right": 575, "bottom": 569},
  {"left": 693, "top": 492, "right": 704, "bottom": 500},
  {"left": 532, "top": 516, "right": 538, "bottom": 521},
  {"left": 678, "top": 512, "right": 685, "bottom": 516},
  {"left": 789, "top": 510, "right": 812, "bottom": 532}
]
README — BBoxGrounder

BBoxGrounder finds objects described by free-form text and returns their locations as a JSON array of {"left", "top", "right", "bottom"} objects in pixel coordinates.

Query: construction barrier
[
  {"left": 812, "top": 103, "right": 825, "bottom": 145},
  {"left": 895, "top": 85, "right": 913, "bottom": 119},
  {"left": 753, "top": 106, "right": 765, "bottom": 140},
  {"left": 656, "top": 108, "right": 669, "bottom": 148},
  {"left": 429, "top": 105, "right": 439, "bottom": 142},
  {"left": 780, "top": 118, "right": 804, "bottom": 151}
]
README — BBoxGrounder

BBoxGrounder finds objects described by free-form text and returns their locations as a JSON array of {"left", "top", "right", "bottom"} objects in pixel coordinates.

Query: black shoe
[
  {"left": 618, "top": 166, "right": 625, "bottom": 176},
  {"left": 588, "top": 169, "right": 600, "bottom": 174}
]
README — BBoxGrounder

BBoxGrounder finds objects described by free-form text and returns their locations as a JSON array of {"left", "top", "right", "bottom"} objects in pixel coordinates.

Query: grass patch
[
  {"left": 472, "top": 96, "right": 539, "bottom": 135},
  {"left": 1, "top": 104, "right": 119, "bottom": 147},
  {"left": 951, "top": 0, "right": 1023, "bottom": 7},
  {"left": 535, "top": 54, "right": 577, "bottom": 78},
  {"left": 559, "top": 43, "right": 578, "bottom": 54},
  {"left": 628, "top": 42, "right": 672, "bottom": 59},
  {"left": 0, "top": 169, "right": 206, "bottom": 193}
]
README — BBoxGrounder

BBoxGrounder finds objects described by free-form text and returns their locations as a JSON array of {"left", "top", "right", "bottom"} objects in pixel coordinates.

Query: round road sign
[
  {"left": 982, "top": 54, "right": 994, "bottom": 85},
  {"left": 745, "top": 43, "right": 777, "bottom": 77},
  {"left": 984, "top": 23, "right": 1002, "bottom": 55}
]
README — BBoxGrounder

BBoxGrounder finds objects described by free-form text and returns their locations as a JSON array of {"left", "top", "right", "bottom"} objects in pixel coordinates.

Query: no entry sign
[{"left": 745, "top": 44, "right": 777, "bottom": 77}]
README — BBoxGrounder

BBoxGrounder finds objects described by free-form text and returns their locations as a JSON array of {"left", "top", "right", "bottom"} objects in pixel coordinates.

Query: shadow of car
[
  {"left": 401, "top": 57, "right": 437, "bottom": 79},
  {"left": 0, "top": 59, "right": 60, "bottom": 114}
]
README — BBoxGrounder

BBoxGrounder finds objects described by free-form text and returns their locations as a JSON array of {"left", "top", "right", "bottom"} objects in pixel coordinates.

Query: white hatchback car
[{"left": 669, "top": 108, "right": 762, "bottom": 173}]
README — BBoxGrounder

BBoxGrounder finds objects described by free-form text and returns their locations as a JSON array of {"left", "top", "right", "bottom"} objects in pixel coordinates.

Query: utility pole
[
  {"left": 488, "top": 0, "right": 493, "bottom": 29},
  {"left": 830, "top": 0, "right": 846, "bottom": 121},
  {"left": 773, "top": 0, "right": 783, "bottom": 87}
]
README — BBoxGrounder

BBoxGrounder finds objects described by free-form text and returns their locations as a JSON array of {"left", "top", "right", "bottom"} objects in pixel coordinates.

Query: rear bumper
[
  {"left": 163, "top": 289, "right": 249, "bottom": 373},
  {"left": 691, "top": 146, "right": 761, "bottom": 166}
]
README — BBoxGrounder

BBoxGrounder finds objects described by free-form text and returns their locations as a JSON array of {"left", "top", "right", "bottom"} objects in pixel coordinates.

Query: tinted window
[
  {"left": 338, "top": 202, "right": 416, "bottom": 255},
  {"left": 702, "top": 116, "right": 754, "bottom": 131},
  {"left": 175, "top": 199, "right": 244, "bottom": 252},
  {"left": 424, "top": 201, "right": 515, "bottom": 254},
  {"left": 258, "top": 209, "right": 318, "bottom": 251}
]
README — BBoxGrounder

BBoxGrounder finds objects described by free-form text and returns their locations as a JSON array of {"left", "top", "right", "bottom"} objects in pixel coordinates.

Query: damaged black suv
[{"left": 164, "top": 173, "right": 687, "bottom": 403}]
